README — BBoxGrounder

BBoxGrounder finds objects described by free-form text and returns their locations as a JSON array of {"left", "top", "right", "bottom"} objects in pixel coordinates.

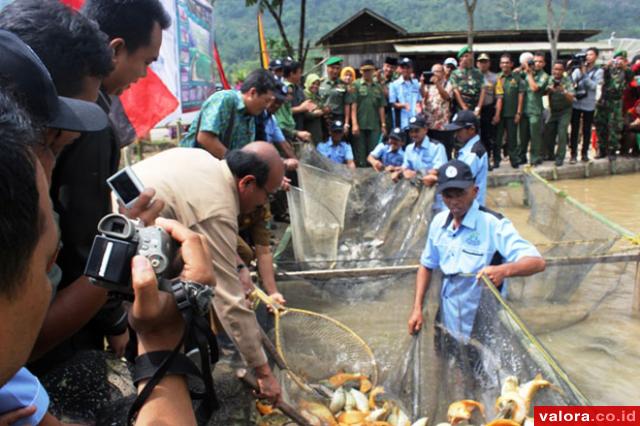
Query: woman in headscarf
[{"left": 303, "top": 73, "right": 326, "bottom": 144}]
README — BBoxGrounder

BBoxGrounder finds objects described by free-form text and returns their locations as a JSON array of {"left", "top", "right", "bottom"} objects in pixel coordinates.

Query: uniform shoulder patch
[
  {"left": 479, "top": 205, "right": 504, "bottom": 220},
  {"left": 471, "top": 140, "right": 487, "bottom": 158}
]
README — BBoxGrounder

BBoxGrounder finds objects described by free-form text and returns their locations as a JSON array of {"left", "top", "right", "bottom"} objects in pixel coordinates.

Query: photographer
[
  {"left": 421, "top": 63, "right": 454, "bottom": 158},
  {"left": 0, "top": 89, "right": 205, "bottom": 425},
  {"left": 544, "top": 60, "right": 576, "bottom": 166},
  {"left": 569, "top": 47, "right": 603, "bottom": 163},
  {"left": 519, "top": 52, "right": 550, "bottom": 166}
]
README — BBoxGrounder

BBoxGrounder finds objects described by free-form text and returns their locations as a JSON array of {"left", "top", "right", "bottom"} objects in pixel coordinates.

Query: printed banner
[{"left": 176, "top": 0, "right": 216, "bottom": 113}]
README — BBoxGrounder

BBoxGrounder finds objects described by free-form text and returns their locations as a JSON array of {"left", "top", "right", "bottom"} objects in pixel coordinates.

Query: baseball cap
[
  {"left": 0, "top": 30, "right": 107, "bottom": 132},
  {"left": 444, "top": 110, "right": 479, "bottom": 131},
  {"left": 408, "top": 114, "right": 428, "bottom": 130},
  {"left": 477, "top": 53, "right": 490, "bottom": 61},
  {"left": 399, "top": 57, "right": 413, "bottom": 68},
  {"left": 388, "top": 127, "right": 403, "bottom": 141},
  {"left": 269, "top": 59, "right": 284, "bottom": 70},
  {"left": 437, "top": 160, "right": 475, "bottom": 193},
  {"left": 444, "top": 57, "right": 458, "bottom": 68},
  {"left": 330, "top": 120, "right": 344, "bottom": 132},
  {"left": 613, "top": 49, "right": 627, "bottom": 59},
  {"left": 274, "top": 82, "right": 289, "bottom": 102}
]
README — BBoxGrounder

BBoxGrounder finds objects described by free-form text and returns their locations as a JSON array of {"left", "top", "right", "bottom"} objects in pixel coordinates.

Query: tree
[
  {"left": 246, "top": 0, "right": 309, "bottom": 68},
  {"left": 497, "top": 0, "right": 521, "bottom": 30},
  {"left": 463, "top": 0, "right": 478, "bottom": 49},
  {"left": 546, "top": 0, "right": 569, "bottom": 63}
]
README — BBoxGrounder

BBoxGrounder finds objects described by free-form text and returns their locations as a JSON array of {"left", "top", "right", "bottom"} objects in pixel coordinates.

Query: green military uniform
[
  {"left": 274, "top": 83, "right": 297, "bottom": 140},
  {"left": 450, "top": 67, "right": 484, "bottom": 110},
  {"left": 495, "top": 72, "right": 525, "bottom": 167},
  {"left": 519, "top": 69, "right": 550, "bottom": 165},
  {"left": 352, "top": 78, "right": 386, "bottom": 167},
  {"left": 319, "top": 77, "right": 352, "bottom": 121},
  {"left": 594, "top": 67, "right": 633, "bottom": 156},
  {"left": 543, "top": 75, "right": 575, "bottom": 164}
]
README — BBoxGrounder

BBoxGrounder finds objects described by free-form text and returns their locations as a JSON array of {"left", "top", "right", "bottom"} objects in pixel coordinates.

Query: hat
[
  {"left": 0, "top": 30, "right": 107, "bottom": 132},
  {"left": 384, "top": 56, "right": 398, "bottom": 66},
  {"left": 444, "top": 110, "right": 479, "bottom": 131},
  {"left": 330, "top": 120, "right": 344, "bottom": 132},
  {"left": 360, "top": 59, "right": 376, "bottom": 71},
  {"left": 437, "top": 160, "right": 475, "bottom": 193},
  {"left": 477, "top": 53, "right": 490, "bottom": 61},
  {"left": 457, "top": 45, "right": 471, "bottom": 59},
  {"left": 326, "top": 56, "right": 343, "bottom": 66},
  {"left": 269, "top": 58, "right": 284, "bottom": 70},
  {"left": 274, "top": 82, "right": 289, "bottom": 102},
  {"left": 388, "top": 127, "right": 403, "bottom": 141},
  {"left": 408, "top": 114, "right": 428, "bottom": 130},
  {"left": 399, "top": 57, "right": 413, "bottom": 68},
  {"left": 613, "top": 49, "right": 627, "bottom": 59},
  {"left": 444, "top": 57, "right": 458, "bottom": 68}
]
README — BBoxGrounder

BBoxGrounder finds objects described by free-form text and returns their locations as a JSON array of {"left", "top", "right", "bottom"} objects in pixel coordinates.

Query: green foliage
[{"left": 213, "top": 0, "right": 640, "bottom": 78}]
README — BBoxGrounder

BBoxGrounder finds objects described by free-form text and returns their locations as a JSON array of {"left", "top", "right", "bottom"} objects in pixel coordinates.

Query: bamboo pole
[
  {"left": 274, "top": 252, "right": 640, "bottom": 279},
  {"left": 634, "top": 260, "right": 640, "bottom": 316}
]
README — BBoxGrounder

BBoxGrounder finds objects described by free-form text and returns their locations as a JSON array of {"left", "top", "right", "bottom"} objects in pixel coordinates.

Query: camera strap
[{"left": 127, "top": 280, "right": 219, "bottom": 424}]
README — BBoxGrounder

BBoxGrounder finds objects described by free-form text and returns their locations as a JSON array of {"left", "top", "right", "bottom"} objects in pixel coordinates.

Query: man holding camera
[
  {"left": 519, "top": 52, "right": 550, "bottom": 166},
  {"left": 570, "top": 47, "right": 604, "bottom": 163},
  {"left": 126, "top": 142, "right": 285, "bottom": 403},
  {"left": 594, "top": 49, "right": 634, "bottom": 160},
  {"left": 0, "top": 89, "right": 207, "bottom": 425},
  {"left": 544, "top": 61, "right": 576, "bottom": 166}
]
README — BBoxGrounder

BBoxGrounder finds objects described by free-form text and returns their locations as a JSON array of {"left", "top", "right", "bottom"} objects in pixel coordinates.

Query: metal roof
[{"left": 394, "top": 41, "right": 613, "bottom": 54}]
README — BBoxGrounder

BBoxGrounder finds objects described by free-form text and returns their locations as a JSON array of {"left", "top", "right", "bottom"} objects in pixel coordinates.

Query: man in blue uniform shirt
[
  {"left": 389, "top": 57, "right": 421, "bottom": 129},
  {"left": 393, "top": 114, "right": 447, "bottom": 184},
  {"left": 407, "top": 159, "right": 545, "bottom": 346},
  {"left": 367, "top": 127, "right": 405, "bottom": 172},
  {"left": 317, "top": 120, "right": 356, "bottom": 169},
  {"left": 444, "top": 110, "right": 489, "bottom": 205}
]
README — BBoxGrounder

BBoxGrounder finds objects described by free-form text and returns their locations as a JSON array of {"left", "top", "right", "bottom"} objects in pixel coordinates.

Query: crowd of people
[
  {"left": 251, "top": 46, "right": 640, "bottom": 172},
  {"left": 0, "top": 0, "right": 633, "bottom": 423}
]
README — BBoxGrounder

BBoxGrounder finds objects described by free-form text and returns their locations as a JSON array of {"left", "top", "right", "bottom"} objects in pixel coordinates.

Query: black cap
[
  {"left": 384, "top": 56, "right": 398, "bottom": 66},
  {"left": 360, "top": 59, "right": 376, "bottom": 71},
  {"left": 399, "top": 57, "right": 413, "bottom": 68},
  {"left": 269, "top": 59, "right": 283, "bottom": 70},
  {"left": 388, "top": 127, "right": 403, "bottom": 141},
  {"left": 444, "top": 110, "right": 479, "bottom": 131},
  {"left": 408, "top": 114, "right": 428, "bottom": 130},
  {"left": 0, "top": 30, "right": 107, "bottom": 132},
  {"left": 274, "top": 82, "right": 289, "bottom": 102},
  {"left": 437, "top": 160, "right": 475, "bottom": 193},
  {"left": 330, "top": 120, "right": 344, "bottom": 132}
]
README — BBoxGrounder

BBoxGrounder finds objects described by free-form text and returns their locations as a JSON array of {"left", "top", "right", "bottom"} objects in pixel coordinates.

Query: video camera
[{"left": 85, "top": 213, "right": 179, "bottom": 294}]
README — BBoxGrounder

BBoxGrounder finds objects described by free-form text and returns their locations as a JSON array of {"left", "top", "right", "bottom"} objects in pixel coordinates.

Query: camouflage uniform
[
  {"left": 450, "top": 67, "right": 484, "bottom": 110},
  {"left": 543, "top": 75, "right": 575, "bottom": 164},
  {"left": 594, "top": 67, "right": 633, "bottom": 155}
]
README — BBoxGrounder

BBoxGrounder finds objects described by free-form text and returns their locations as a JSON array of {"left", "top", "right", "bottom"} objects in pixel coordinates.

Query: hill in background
[{"left": 213, "top": 0, "right": 640, "bottom": 78}]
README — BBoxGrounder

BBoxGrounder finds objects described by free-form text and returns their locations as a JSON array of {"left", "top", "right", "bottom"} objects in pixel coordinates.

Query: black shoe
[
  {"left": 569, "top": 157, "right": 577, "bottom": 164},
  {"left": 511, "top": 163, "right": 520, "bottom": 169},
  {"left": 581, "top": 154, "right": 589, "bottom": 162},
  {"left": 555, "top": 159, "right": 564, "bottom": 167},
  {"left": 493, "top": 161, "right": 500, "bottom": 169},
  {"left": 534, "top": 159, "right": 543, "bottom": 166},
  {"left": 608, "top": 154, "right": 617, "bottom": 161}
]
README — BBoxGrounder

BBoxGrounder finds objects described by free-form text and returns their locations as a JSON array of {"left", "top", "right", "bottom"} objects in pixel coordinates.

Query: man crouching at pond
[{"left": 407, "top": 160, "right": 545, "bottom": 386}]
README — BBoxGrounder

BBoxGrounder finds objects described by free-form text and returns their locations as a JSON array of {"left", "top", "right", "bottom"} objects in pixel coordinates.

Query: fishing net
[
  {"left": 268, "top": 155, "right": 640, "bottom": 424},
  {"left": 285, "top": 146, "right": 435, "bottom": 269}
]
